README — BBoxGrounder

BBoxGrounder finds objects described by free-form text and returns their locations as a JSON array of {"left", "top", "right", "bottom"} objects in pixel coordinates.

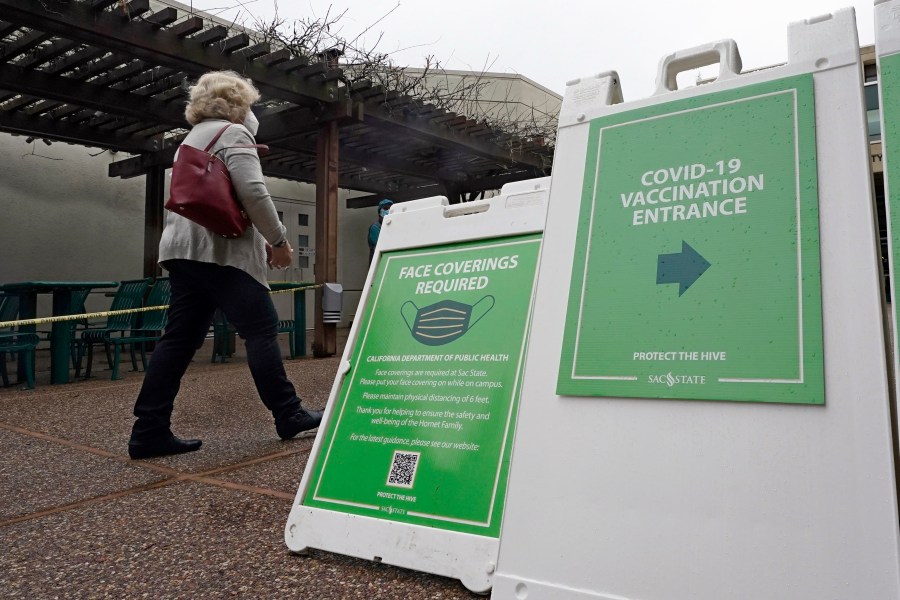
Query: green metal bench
[
  {"left": 125, "top": 277, "right": 171, "bottom": 376},
  {"left": 270, "top": 282, "right": 309, "bottom": 359},
  {"left": 211, "top": 308, "right": 236, "bottom": 363},
  {"left": 0, "top": 294, "right": 39, "bottom": 389},
  {"left": 81, "top": 278, "right": 170, "bottom": 380},
  {"left": 76, "top": 278, "right": 151, "bottom": 379},
  {"left": 278, "top": 319, "right": 298, "bottom": 359},
  {"left": 210, "top": 317, "right": 298, "bottom": 361},
  {"left": 0, "top": 332, "right": 40, "bottom": 389},
  {"left": 210, "top": 285, "right": 308, "bottom": 363}
]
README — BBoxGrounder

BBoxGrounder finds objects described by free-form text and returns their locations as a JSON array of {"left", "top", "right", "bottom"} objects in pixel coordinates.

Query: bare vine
[
  {"left": 1, "top": 1, "right": 557, "bottom": 163},
  {"left": 232, "top": 2, "right": 558, "bottom": 149}
]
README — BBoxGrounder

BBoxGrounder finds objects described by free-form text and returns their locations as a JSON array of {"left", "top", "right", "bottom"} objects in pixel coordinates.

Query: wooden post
[
  {"left": 143, "top": 166, "right": 165, "bottom": 278},
  {"left": 313, "top": 120, "right": 339, "bottom": 357}
]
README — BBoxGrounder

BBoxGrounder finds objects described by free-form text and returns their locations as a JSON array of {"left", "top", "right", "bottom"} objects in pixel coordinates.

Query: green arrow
[{"left": 656, "top": 241, "right": 711, "bottom": 296}]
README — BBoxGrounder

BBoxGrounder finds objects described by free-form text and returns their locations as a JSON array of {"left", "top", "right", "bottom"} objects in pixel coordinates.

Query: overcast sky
[{"left": 187, "top": 0, "right": 876, "bottom": 100}]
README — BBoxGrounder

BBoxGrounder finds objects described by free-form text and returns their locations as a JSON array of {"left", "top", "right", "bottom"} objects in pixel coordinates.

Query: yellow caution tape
[
  {"left": 269, "top": 283, "right": 322, "bottom": 295},
  {"left": 0, "top": 305, "right": 168, "bottom": 328},
  {"left": 0, "top": 284, "right": 321, "bottom": 329}
]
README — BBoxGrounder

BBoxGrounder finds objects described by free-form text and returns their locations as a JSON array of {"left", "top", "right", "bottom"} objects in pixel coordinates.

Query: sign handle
[{"left": 654, "top": 39, "right": 743, "bottom": 95}]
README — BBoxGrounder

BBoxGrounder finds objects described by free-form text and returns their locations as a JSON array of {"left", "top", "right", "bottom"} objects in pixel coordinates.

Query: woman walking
[{"left": 128, "top": 71, "right": 322, "bottom": 460}]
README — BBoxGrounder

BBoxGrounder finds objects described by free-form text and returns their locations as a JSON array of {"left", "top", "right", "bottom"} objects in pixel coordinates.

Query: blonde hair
[{"left": 184, "top": 70, "right": 261, "bottom": 125}]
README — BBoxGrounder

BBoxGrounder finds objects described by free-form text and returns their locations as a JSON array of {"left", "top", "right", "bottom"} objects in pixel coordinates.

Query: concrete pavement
[{"left": 0, "top": 339, "right": 481, "bottom": 599}]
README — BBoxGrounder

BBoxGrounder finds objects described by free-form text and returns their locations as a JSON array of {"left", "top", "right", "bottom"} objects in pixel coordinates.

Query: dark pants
[{"left": 131, "top": 259, "right": 301, "bottom": 441}]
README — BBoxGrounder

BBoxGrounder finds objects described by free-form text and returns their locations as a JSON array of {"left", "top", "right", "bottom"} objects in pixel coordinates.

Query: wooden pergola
[{"left": 0, "top": 0, "right": 554, "bottom": 355}]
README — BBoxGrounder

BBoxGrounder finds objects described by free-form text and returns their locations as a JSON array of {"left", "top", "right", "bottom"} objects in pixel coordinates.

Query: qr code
[{"left": 387, "top": 450, "right": 420, "bottom": 488}]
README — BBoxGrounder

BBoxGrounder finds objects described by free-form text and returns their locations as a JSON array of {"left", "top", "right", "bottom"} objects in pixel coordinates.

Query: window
[
  {"left": 865, "top": 82, "right": 881, "bottom": 142},
  {"left": 297, "top": 233, "right": 311, "bottom": 269},
  {"left": 298, "top": 213, "right": 309, "bottom": 227},
  {"left": 864, "top": 63, "right": 878, "bottom": 83},
  {"left": 277, "top": 211, "right": 284, "bottom": 223}
]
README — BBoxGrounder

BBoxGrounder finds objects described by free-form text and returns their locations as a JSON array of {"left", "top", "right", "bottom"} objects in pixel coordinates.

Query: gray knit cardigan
[{"left": 158, "top": 118, "right": 287, "bottom": 288}]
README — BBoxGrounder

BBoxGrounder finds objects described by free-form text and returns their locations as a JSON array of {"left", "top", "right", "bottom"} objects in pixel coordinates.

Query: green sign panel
[
  {"left": 558, "top": 74, "right": 824, "bottom": 404},
  {"left": 304, "top": 234, "right": 541, "bottom": 536},
  {"left": 881, "top": 52, "right": 900, "bottom": 372}
]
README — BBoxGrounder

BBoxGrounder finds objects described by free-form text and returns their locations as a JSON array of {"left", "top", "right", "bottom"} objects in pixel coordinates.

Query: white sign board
[
  {"left": 286, "top": 179, "right": 549, "bottom": 593},
  {"left": 492, "top": 9, "right": 900, "bottom": 599}
]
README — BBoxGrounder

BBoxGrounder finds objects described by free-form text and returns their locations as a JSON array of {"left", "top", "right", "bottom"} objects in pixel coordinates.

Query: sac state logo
[{"left": 648, "top": 372, "right": 707, "bottom": 387}]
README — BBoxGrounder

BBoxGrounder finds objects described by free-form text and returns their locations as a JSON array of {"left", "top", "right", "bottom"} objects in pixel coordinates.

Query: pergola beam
[
  {"left": 273, "top": 137, "right": 444, "bottom": 182},
  {"left": 345, "top": 169, "right": 545, "bottom": 208},
  {"left": 0, "top": 110, "right": 158, "bottom": 152},
  {"left": 0, "top": 0, "right": 338, "bottom": 105},
  {"left": 361, "top": 104, "right": 548, "bottom": 169},
  {"left": 0, "top": 0, "right": 552, "bottom": 173},
  {"left": 108, "top": 126, "right": 444, "bottom": 183},
  {"left": 0, "top": 62, "right": 187, "bottom": 125},
  {"left": 106, "top": 143, "right": 416, "bottom": 195}
]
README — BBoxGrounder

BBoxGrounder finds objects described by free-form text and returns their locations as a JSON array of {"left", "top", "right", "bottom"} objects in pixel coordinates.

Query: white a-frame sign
[
  {"left": 286, "top": 179, "right": 549, "bottom": 592},
  {"left": 492, "top": 8, "right": 900, "bottom": 600}
]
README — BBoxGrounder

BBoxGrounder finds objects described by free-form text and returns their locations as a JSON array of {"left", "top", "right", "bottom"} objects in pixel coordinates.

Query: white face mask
[{"left": 243, "top": 110, "right": 259, "bottom": 136}]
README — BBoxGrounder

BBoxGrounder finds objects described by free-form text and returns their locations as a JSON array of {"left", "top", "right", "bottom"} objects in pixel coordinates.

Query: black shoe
[
  {"left": 128, "top": 435, "right": 202, "bottom": 459},
  {"left": 276, "top": 408, "right": 324, "bottom": 440}
]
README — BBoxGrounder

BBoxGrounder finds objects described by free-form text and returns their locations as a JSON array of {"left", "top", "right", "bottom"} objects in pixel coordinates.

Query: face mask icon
[{"left": 401, "top": 296, "right": 495, "bottom": 346}]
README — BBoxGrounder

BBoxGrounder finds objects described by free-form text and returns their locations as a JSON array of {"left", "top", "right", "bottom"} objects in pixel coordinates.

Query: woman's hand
[{"left": 267, "top": 241, "right": 293, "bottom": 269}]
